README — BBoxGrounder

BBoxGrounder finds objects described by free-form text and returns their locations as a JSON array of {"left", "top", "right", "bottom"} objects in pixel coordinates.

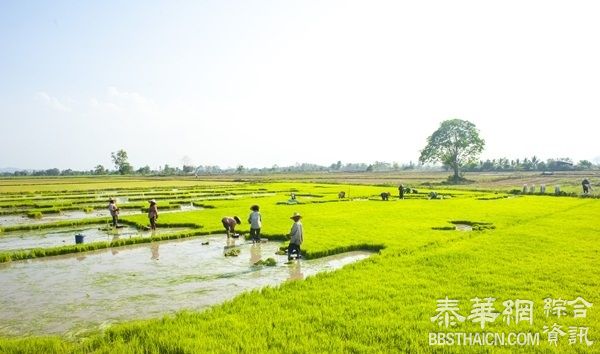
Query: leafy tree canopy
[
  {"left": 111, "top": 149, "right": 133, "bottom": 175},
  {"left": 419, "top": 119, "right": 485, "bottom": 182}
]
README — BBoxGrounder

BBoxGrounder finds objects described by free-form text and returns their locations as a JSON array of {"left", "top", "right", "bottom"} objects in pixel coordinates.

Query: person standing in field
[
  {"left": 287, "top": 212, "right": 303, "bottom": 261},
  {"left": 108, "top": 198, "right": 119, "bottom": 227},
  {"left": 248, "top": 205, "right": 262, "bottom": 243},
  {"left": 398, "top": 185, "right": 405, "bottom": 199},
  {"left": 222, "top": 216, "right": 241, "bottom": 238},
  {"left": 148, "top": 199, "right": 159, "bottom": 230},
  {"left": 582, "top": 178, "right": 592, "bottom": 194}
]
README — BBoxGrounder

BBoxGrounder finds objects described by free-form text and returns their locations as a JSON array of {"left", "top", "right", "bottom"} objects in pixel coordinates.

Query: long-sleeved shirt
[
  {"left": 148, "top": 204, "right": 158, "bottom": 218},
  {"left": 108, "top": 203, "right": 119, "bottom": 217},
  {"left": 289, "top": 221, "right": 303, "bottom": 245},
  {"left": 248, "top": 211, "right": 262, "bottom": 229}
]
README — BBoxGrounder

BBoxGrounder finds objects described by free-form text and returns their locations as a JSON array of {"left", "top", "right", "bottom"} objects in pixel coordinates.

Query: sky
[{"left": 1, "top": 0, "right": 599, "bottom": 170}]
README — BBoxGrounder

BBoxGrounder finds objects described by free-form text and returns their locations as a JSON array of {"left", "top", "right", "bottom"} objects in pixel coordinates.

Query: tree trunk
[{"left": 452, "top": 164, "right": 460, "bottom": 182}]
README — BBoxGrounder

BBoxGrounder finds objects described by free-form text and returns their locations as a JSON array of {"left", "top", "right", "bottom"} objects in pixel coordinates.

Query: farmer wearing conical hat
[{"left": 287, "top": 212, "right": 303, "bottom": 261}]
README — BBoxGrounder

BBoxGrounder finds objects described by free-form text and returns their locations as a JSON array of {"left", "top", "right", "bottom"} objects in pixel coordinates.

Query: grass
[{"left": 0, "top": 177, "right": 598, "bottom": 353}]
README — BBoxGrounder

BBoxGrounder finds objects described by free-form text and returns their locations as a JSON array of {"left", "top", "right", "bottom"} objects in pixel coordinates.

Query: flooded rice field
[
  {"left": 0, "top": 205, "right": 203, "bottom": 227},
  {"left": 0, "top": 210, "right": 141, "bottom": 227},
  {"left": 0, "top": 225, "right": 189, "bottom": 251},
  {"left": 0, "top": 235, "right": 372, "bottom": 337}
]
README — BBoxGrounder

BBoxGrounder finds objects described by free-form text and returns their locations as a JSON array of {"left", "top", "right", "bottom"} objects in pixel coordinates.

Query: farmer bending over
[{"left": 222, "top": 216, "right": 241, "bottom": 238}]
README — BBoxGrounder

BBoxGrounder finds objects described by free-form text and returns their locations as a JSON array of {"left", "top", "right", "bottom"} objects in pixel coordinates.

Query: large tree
[
  {"left": 111, "top": 149, "right": 133, "bottom": 175},
  {"left": 419, "top": 119, "right": 485, "bottom": 182}
]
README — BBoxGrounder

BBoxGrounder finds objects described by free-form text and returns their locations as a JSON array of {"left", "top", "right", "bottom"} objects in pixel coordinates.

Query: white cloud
[
  {"left": 36, "top": 87, "right": 158, "bottom": 117},
  {"left": 87, "top": 87, "right": 160, "bottom": 126},
  {"left": 35, "top": 92, "right": 72, "bottom": 112},
  {"left": 102, "top": 86, "right": 159, "bottom": 114}
]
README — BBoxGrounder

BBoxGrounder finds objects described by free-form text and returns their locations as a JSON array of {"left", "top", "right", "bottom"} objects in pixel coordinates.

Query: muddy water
[
  {"left": 0, "top": 210, "right": 142, "bottom": 227},
  {"left": 0, "top": 205, "right": 202, "bottom": 227},
  {"left": 0, "top": 235, "right": 372, "bottom": 337},
  {"left": 454, "top": 224, "right": 473, "bottom": 231},
  {"left": 178, "top": 203, "right": 202, "bottom": 211},
  {"left": 0, "top": 226, "right": 189, "bottom": 251}
]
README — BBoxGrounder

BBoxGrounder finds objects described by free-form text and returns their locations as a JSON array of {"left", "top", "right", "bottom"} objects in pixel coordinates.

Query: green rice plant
[
  {"left": 0, "top": 179, "right": 599, "bottom": 353},
  {"left": 139, "top": 204, "right": 182, "bottom": 213},
  {"left": 26, "top": 211, "right": 42, "bottom": 219},
  {"left": 191, "top": 202, "right": 215, "bottom": 209},
  {"left": 431, "top": 226, "right": 456, "bottom": 231},
  {"left": 0, "top": 337, "right": 73, "bottom": 353},
  {"left": 253, "top": 257, "right": 277, "bottom": 266},
  {"left": 224, "top": 248, "right": 240, "bottom": 257},
  {"left": 0, "top": 209, "right": 28, "bottom": 215}
]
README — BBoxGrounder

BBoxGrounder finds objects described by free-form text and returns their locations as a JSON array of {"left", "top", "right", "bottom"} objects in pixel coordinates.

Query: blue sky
[{"left": 2, "top": 1, "right": 599, "bottom": 170}]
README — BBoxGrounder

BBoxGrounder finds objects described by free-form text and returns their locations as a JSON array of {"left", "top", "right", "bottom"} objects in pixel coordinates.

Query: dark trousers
[
  {"left": 250, "top": 228, "right": 261, "bottom": 242},
  {"left": 111, "top": 215, "right": 118, "bottom": 227},
  {"left": 288, "top": 243, "right": 301, "bottom": 260},
  {"left": 149, "top": 217, "right": 157, "bottom": 230}
]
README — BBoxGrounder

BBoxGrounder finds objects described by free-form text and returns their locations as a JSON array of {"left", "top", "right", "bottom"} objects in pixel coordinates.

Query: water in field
[
  {"left": 0, "top": 235, "right": 371, "bottom": 337},
  {"left": 454, "top": 223, "right": 473, "bottom": 231},
  {"left": 178, "top": 202, "right": 202, "bottom": 211},
  {"left": 0, "top": 209, "right": 143, "bottom": 227},
  {"left": 0, "top": 205, "right": 202, "bottom": 227},
  {"left": 0, "top": 226, "right": 189, "bottom": 251}
]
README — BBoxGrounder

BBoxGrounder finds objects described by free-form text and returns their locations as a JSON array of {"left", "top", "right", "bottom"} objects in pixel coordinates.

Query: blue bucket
[{"left": 75, "top": 234, "right": 85, "bottom": 244}]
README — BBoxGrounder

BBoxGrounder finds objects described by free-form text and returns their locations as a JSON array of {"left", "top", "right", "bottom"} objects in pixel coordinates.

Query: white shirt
[{"left": 248, "top": 211, "right": 262, "bottom": 229}]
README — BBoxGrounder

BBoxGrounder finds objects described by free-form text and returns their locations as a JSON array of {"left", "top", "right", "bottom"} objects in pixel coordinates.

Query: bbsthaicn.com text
[{"left": 429, "top": 332, "right": 540, "bottom": 346}]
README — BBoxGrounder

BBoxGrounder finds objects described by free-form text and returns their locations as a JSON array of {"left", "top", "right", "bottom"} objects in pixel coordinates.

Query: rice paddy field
[{"left": 0, "top": 174, "right": 598, "bottom": 353}]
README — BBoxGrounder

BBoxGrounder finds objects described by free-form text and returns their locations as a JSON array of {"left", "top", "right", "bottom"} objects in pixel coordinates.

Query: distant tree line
[
  {"left": 4, "top": 157, "right": 596, "bottom": 177},
  {"left": 0, "top": 160, "right": 419, "bottom": 177},
  {"left": 2, "top": 147, "right": 597, "bottom": 177},
  {"left": 461, "top": 157, "right": 595, "bottom": 172}
]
